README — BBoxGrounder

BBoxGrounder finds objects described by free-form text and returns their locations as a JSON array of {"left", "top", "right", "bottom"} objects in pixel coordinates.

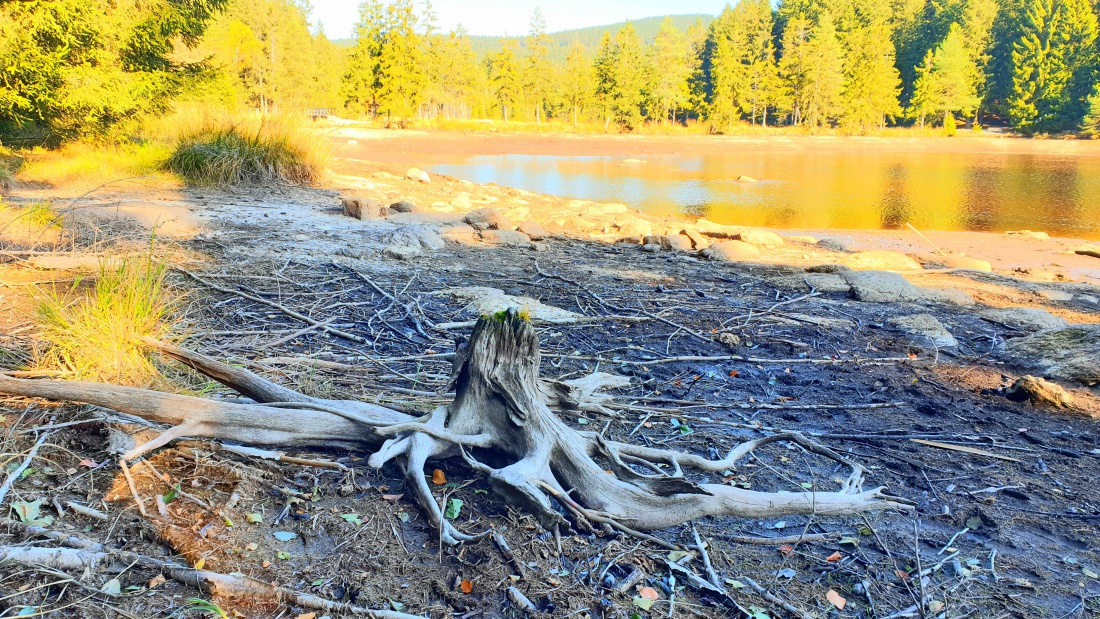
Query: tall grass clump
[
  {"left": 166, "top": 116, "right": 328, "bottom": 186},
  {"left": 36, "top": 253, "right": 175, "bottom": 386}
]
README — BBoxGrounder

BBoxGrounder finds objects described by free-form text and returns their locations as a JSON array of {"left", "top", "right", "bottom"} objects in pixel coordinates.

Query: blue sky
[{"left": 311, "top": 1, "right": 728, "bottom": 39}]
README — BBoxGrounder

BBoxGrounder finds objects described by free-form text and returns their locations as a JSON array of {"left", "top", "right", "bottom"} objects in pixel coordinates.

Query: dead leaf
[
  {"left": 432, "top": 469, "right": 447, "bottom": 485},
  {"left": 460, "top": 579, "right": 473, "bottom": 594},
  {"left": 895, "top": 569, "right": 910, "bottom": 580},
  {"left": 826, "top": 589, "right": 846, "bottom": 610},
  {"left": 296, "top": 614, "right": 317, "bottom": 619},
  {"left": 639, "top": 586, "right": 660, "bottom": 600},
  {"left": 381, "top": 494, "right": 404, "bottom": 501},
  {"left": 148, "top": 574, "right": 165, "bottom": 589},
  {"left": 826, "top": 551, "right": 842, "bottom": 562},
  {"left": 262, "top": 561, "right": 271, "bottom": 568},
  {"left": 78, "top": 459, "right": 98, "bottom": 468},
  {"left": 779, "top": 544, "right": 794, "bottom": 556}
]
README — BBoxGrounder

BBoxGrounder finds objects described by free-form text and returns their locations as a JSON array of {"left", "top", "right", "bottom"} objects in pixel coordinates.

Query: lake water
[{"left": 427, "top": 152, "right": 1100, "bottom": 237}]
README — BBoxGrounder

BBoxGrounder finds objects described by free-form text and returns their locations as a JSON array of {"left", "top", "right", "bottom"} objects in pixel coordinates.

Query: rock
[
  {"left": 480, "top": 229, "right": 532, "bottom": 246},
  {"left": 641, "top": 243, "right": 662, "bottom": 253},
  {"left": 342, "top": 197, "right": 386, "bottom": 220},
  {"left": 1006, "top": 375, "right": 1074, "bottom": 407},
  {"left": 888, "top": 314, "right": 958, "bottom": 347},
  {"left": 807, "top": 264, "right": 852, "bottom": 274},
  {"left": 840, "top": 250, "right": 921, "bottom": 271},
  {"left": 452, "top": 193, "right": 473, "bottom": 209},
  {"left": 406, "top": 167, "right": 430, "bottom": 183},
  {"left": 1075, "top": 243, "right": 1100, "bottom": 259},
  {"left": 783, "top": 235, "right": 819, "bottom": 244},
  {"left": 1080, "top": 294, "right": 1098, "bottom": 304},
  {"left": 584, "top": 202, "right": 630, "bottom": 216},
  {"left": 1005, "top": 325, "right": 1100, "bottom": 385},
  {"left": 978, "top": 307, "right": 1068, "bottom": 332},
  {"left": 802, "top": 273, "right": 851, "bottom": 293},
  {"left": 438, "top": 286, "right": 581, "bottom": 323},
  {"left": 1037, "top": 290, "right": 1073, "bottom": 302},
  {"left": 845, "top": 271, "right": 925, "bottom": 303},
  {"left": 920, "top": 287, "right": 976, "bottom": 306},
  {"left": 386, "top": 226, "right": 445, "bottom": 251},
  {"left": 504, "top": 206, "right": 530, "bottom": 222},
  {"left": 681, "top": 227, "right": 709, "bottom": 250},
  {"left": 531, "top": 242, "right": 549, "bottom": 252},
  {"left": 817, "top": 238, "right": 849, "bottom": 252},
  {"left": 464, "top": 207, "right": 512, "bottom": 231},
  {"left": 388, "top": 200, "right": 420, "bottom": 213},
  {"left": 615, "top": 218, "right": 653, "bottom": 239},
  {"left": 939, "top": 254, "right": 992, "bottom": 271},
  {"left": 1006, "top": 230, "right": 1050, "bottom": 241},
  {"left": 734, "top": 229, "right": 784, "bottom": 247},
  {"left": 643, "top": 234, "right": 693, "bottom": 251},
  {"left": 440, "top": 224, "right": 478, "bottom": 245},
  {"left": 717, "top": 333, "right": 741, "bottom": 347},
  {"left": 736, "top": 175, "right": 759, "bottom": 182},
  {"left": 702, "top": 240, "right": 762, "bottom": 262},
  {"left": 517, "top": 220, "right": 548, "bottom": 240},
  {"left": 27, "top": 254, "right": 102, "bottom": 271},
  {"left": 384, "top": 245, "right": 421, "bottom": 260}
]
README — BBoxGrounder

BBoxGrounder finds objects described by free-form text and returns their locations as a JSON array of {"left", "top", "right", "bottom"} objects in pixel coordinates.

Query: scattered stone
[
  {"left": 464, "top": 207, "right": 512, "bottom": 231},
  {"left": 1074, "top": 243, "right": 1100, "bottom": 259},
  {"left": 681, "top": 227, "right": 709, "bottom": 250},
  {"left": 736, "top": 175, "right": 758, "bottom": 182},
  {"left": 1006, "top": 230, "right": 1050, "bottom": 241},
  {"left": 452, "top": 193, "right": 473, "bottom": 209},
  {"left": 807, "top": 264, "right": 852, "bottom": 274},
  {"left": 440, "top": 224, "right": 478, "bottom": 245},
  {"left": 517, "top": 220, "right": 548, "bottom": 240},
  {"left": 480, "top": 229, "right": 532, "bottom": 246},
  {"left": 1005, "top": 325, "right": 1100, "bottom": 385},
  {"left": 1006, "top": 375, "right": 1074, "bottom": 408},
  {"left": 783, "top": 235, "right": 819, "bottom": 244},
  {"left": 717, "top": 333, "right": 741, "bottom": 347},
  {"left": 1037, "top": 290, "right": 1073, "bottom": 302},
  {"left": 978, "top": 307, "right": 1068, "bottom": 332},
  {"left": 27, "top": 254, "right": 102, "bottom": 271},
  {"left": 531, "top": 242, "right": 549, "bottom": 252},
  {"left": 615, "top": 218, "right": 653, "bottom": 239},
  {"left": 641, "top": 243, "right": 663, "bottom": 253},
  {"left": 845, "top": 271, "right": 925, "bottom": 303},
  {"left": 383, "top": 245, "right": 421, "bottom": 260},
  {"left": 702, "top": 240, "right": 762, "bottom": 262},
  {"left": 887, "top": 314, "right": 958, "bottom": 347},
  {"left": 388, "top": 200, "right": 420, "bottom": 213},
  {"left": 385, "top": 226, "right": 445, "bottom": 251},
  {"left": 406, "top": 167, "right": 430, "bottom": 183},
  {"left": 734, "top": 229, "right": 784, "bottom": 247},
  {"left": 342, "top": 197, "right": 386, "bottom": 220},
  {"left": 643, "top": 234, "right": 693, "bottom": 251},
  {"left": 438, "top": 287, "right": 581, "bottom": 323},
  {"left": 840, "top": 250, "right": 922, "bottom": 271},
  {"left": 938, "top": 254, "right": 992, "bottom": 271}
]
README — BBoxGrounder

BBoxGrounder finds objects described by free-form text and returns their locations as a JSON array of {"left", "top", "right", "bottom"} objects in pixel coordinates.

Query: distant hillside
[{"left": 470, "top": 14, "right": 713, "bottom": 60}]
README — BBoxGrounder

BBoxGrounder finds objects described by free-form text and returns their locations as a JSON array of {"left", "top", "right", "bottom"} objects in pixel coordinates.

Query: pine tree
[
  {"left": 778, "top": 14, "right": 812, "bottom": 125},
  {"left": 607, "top": 23, "right": 648, "bottom": 130},
  {"left": 839, "top": 7, "right": 901, "bottom": 133},
  {"left": 488, "top": 40, "right": 521, "bottom": 122},
  {"left": 563, "top": 40, "right": 593, "bottom": 126},
  {"left": 375, "top": 0, "right": 425, "bottom": 124},
  {"left": 1082, "top": 83, "right": 1100, "bottom": 137},
  {"left": 593, "top": 32, "right": 615, "bottom": 128},
  {"left": 648, "top": 18, "right": 693, "bottom": 124},
  {"left": 909, "top": 23, "right": 981, "bottom": 127},
  {"left": 803, "top": 11, "right": 847, "bottom": 128},
  {"left": 343, "top": 0, "right": 385, "bottom": 115},
  {"left": 526, "top": 8, "right": 552, "bottom": 124}
]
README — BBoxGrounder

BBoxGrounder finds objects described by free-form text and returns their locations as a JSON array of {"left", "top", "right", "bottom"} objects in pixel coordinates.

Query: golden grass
[
  {"left": 35, "top": 253, "right": 176, "bottom": 386},
  {"left": 0, "top": 200, "right": 62, "bottom": 246},
  {"left": 17, "top": 142, "right": 175, "bottom": 191}
]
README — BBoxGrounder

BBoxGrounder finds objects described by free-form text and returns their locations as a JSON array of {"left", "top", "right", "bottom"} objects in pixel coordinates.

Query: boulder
[
  {"left": 840, "top": 250, "right": 921, "bottom": 271},
  {"left": 480, "top": 229, "right": 532, "bottom": 246},
  {"left": 801, "top": 273, "right": 851, "bottom": 293},
  {"left": 1005, "top": 325, "right": 1100, "bottom": 385},
  {"left": 440, "top": 224, "right": 478, "bottom": 245},
  {"left": 641, "top": 244, "right": 663, "bottom": 253},
  {"left": 464, "top": 207, "right": 512, "bottom": 231},
  {"left": 1037, "top": 290, "right": 1073, "bottom": 302},
  {"left": 384, "top": 245, "right": 421, "bottom": 260},
  {"left": 939, "top": 254, "right": 992, "bottom": 271},
  {"left": 734, "top": 229, "right": 784, "bottom": 247},
  {"left": 406, "top": 167, "right": 430, "bottom": 183},
  {"left": 717, "top": 333, "right": 741, "bottom": 347},
  {"left": 681, "top": 227, "right": 710, "bottom": 250},
  {"left": 844, "top": 271, "right": 926, "bottom": 303},
  {"left": 920, "top": 287, "right": 976, "bottom": 306},
  {"left": 1074, "top": 243, "right": 1100, "bottom": 259},
  {"left": 385, "top": 225, "right": 445, "bottom": 251},
  {"left": 342, "top": 197, "right": 386, "bottom": 220},
  {"left": 702, "top": 240, "right": 762, "bottom": 262},
  {"left": 816, "top": 238, "right": 850, "bottom": 252},
  {"left": 1006, "top": 375, "right": 1074, "bottom": 408},
  {"left": 1006, "top": 230, "right": 1049, "bottom": 241},
  {"left": 452, "top": 193, "right": 473, "bottom": 209},
  {"left": 643, "top": 234, "right": 693, "bottom": 251},
  {"left": 783, "top": 235, "right": 819, "bottom": 244},
  {"left": 615, "top": 218, "right": 653, "bottom": 239},
  {"left": 388, "top": 200, "right": 420, "bottom": 213},
  {"left": 978, "top": 307, "right": 1068, "bottom": 332},
  {"left": 517, "top": 220, "right": 548, "bottom": 240},
  {"left": 887, "top": 314, "right": 958, "bottom": 347}
]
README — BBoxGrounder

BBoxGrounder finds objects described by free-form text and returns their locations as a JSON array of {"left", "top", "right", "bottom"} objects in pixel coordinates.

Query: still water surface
[{"left": 428, "top": 152, "right": 1100, "bottom": 237}]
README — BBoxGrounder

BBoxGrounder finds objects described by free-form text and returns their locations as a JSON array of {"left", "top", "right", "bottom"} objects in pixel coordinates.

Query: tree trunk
[{"left": 0, "top": 311, "right": 910, "bottom": 547}]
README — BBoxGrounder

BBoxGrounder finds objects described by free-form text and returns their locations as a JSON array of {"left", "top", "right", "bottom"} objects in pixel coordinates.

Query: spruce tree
[
  {"left": 909, "top": 23, "right": 981, "bottom": 127},
  {"left": 803, "top": 11, "right": 847, "bottom": 128},
  {"left": 375, "top": 0, "right": 425, "bottom": 124},
  {"left": 488, "top": 41, "right": 521, "bottom": 122},
  {"left": 526, "top": 8, "right": 552, "bottom": 124},
  {"left": 607, "top": 23, "right": 648, "bottom": 130},
  {"left": 649, "top": 18, "right": 693, "bottom": 124},
  {"left": 564, "top": 40, "right": 593, "bottom": 126},
  {"left": 1082, "top": 83, "right": 1100, "bottom": 136},
  {"left": 840, "top": 17, "right": 902, "bottom": 132},
  {"left": 778, "top": 14, "right": 812, "bottom": 125},
  {"left": 343, "top": 0, "right": 385, "bottom": 116}
]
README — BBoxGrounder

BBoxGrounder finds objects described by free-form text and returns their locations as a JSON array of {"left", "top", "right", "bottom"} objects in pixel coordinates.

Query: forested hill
[{"left": 467, "top": 14, "right": 714, "bottom": 60}]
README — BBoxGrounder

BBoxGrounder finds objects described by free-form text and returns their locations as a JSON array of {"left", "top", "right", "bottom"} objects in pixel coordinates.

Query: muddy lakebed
[{"left": 1, "top": 153, "right": 1099, "bottom": 617}]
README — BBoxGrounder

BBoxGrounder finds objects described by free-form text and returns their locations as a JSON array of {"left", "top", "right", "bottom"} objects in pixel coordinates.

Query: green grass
[
  {"left": 35, "top": 253, "right": 175, "bottom": 386},
  {"left": 165, "top": 116, "right": 327, "bottom": 186}
]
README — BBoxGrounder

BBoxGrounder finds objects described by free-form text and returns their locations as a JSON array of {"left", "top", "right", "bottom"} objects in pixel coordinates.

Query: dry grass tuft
[
  {"left": 165, "top": 114, "right": 328, "bottom": 186},
  {"left": 35, "top": 253, "right": 176, "bottom": 386}
]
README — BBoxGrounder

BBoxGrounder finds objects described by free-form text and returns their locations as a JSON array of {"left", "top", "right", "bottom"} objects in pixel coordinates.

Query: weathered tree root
[{"left": 0, "top": 310, "right": 912, "bottom": 548}]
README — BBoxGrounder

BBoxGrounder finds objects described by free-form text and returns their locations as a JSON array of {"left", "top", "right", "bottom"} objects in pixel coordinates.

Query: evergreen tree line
[{"left": 344, "top": 0, "right": 1100, "bottom": 135}]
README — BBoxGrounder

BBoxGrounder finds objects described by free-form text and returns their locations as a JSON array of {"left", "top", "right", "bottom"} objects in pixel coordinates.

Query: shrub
[
  {"left": 944, "top": 113, "right": 957, "bottom": 137},
  {"left": 165, "top": 116, "right": 327, "bottom": 186},
  {"left": 36, "top": 253, "right": 175, "bottom": 386}
]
